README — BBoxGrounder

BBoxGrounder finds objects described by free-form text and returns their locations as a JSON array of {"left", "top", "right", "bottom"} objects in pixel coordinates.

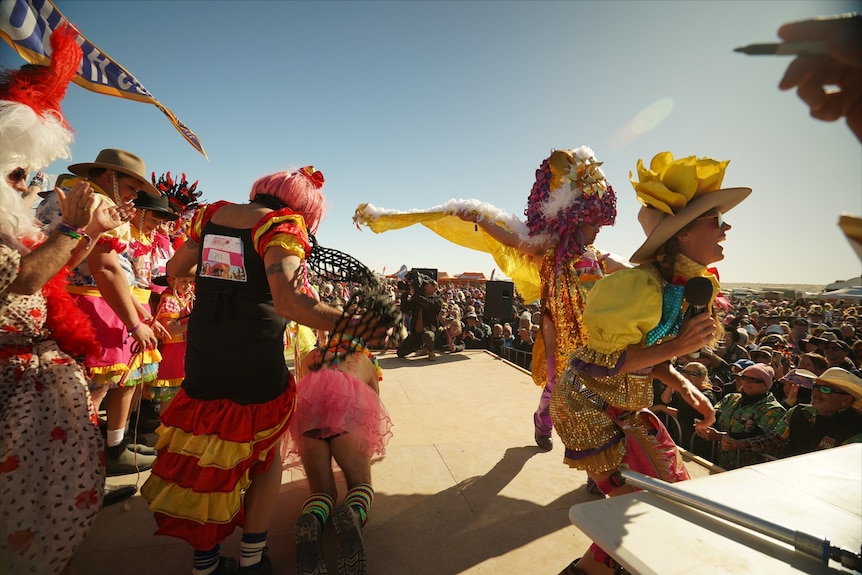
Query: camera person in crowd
[{"left": 396, "top": 270, "right": 443, "bottom": 360}]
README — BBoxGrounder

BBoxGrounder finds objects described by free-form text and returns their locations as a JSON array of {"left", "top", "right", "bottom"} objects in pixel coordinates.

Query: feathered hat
[
  {"left": 151, "top": 171, "right": 204, "bottom": 217},
  {"left": 524, "top": 146, "right": 617, "bottom": 262},
  {"left": 0, "top": 24, "right": 81, "bottom": 174}
]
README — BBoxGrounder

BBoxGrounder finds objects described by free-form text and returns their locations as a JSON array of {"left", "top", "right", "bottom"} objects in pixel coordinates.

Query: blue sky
[{"left": 5, "top": 0, "right": 861, "bottom": 286}]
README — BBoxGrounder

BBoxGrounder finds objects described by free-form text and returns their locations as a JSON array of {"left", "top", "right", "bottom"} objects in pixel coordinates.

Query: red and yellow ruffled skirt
[{"left": 140, "top": 384, "right": 295, "bottom": 549}]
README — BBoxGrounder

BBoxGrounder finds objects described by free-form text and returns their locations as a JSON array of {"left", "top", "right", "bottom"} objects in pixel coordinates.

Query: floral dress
[{"left": 0, "top": 243, "right": 105, "bottom": 574}]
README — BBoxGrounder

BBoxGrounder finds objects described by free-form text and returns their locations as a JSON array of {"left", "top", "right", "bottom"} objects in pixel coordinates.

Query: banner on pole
[{"left": 0, "top": 0, "right": 208, "bottom": 159}]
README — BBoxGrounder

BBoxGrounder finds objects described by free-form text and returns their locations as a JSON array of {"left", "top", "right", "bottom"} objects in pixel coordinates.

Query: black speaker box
[{"left": 484, "top": 280, "right": 514, "bottom": 323}]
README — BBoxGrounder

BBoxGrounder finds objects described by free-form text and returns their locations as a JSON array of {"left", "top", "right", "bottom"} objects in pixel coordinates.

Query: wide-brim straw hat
[
  {"left": 68, "top": 148, "right": 160, "bottom": 197},
  {"left": 630, "top": 187, "right": 750, "bottom": 264},
  {"left": 816, "top": 367, "right": 862, "bottom": 410}
]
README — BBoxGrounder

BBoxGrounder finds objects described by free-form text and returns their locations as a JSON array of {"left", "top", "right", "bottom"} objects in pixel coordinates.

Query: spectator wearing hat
[
  {"left": 697, "top": 363, "right": 785, "bottom": 470},
  {"left": 817, "top": 331, "right": 858, "bottom": 373},
  {"left": 777, "top": 368, "right": 816, "bottom": 410},
  {"left": 799, "top": 351, "right": 829, "bottom": 375},
  {"left": 58, "top": 149, "right": 172, "bottom": 476},
  {"left": 789, "top": 317, "right": 810, "bottom": 355},
  {"left": 719, "top": 326, "right": 750, "bottom": 365},
  {"left": 726, "top": 367, "right": 862, "bottom": 458},
  {"left": 726, "top": 358, "right": 755, "bottom": 393}
]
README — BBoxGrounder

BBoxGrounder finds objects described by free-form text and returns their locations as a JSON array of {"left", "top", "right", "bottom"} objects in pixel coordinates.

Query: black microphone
[
  {"left": 684, "top": 277, "right": 713, "bottom": 318},
  {"left": 683, "top": 277, "right": 713, "bottom": 358}
]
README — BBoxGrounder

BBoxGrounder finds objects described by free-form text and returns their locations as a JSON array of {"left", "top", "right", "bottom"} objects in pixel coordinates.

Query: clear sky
[{"left": 4, "top": 0, "right": 861, "bottom": 286}]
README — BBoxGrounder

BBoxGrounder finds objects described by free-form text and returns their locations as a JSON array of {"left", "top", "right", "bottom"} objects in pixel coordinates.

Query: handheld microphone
[
  {"left": 684, "top": 277, "right": 713, "bottom": 318},
  {"left": 683, "top": 277, "right": 713, "bottom": 359}
]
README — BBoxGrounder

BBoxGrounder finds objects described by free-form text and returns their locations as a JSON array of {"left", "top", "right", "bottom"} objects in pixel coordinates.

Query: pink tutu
[{"left": 283, "top": 369, "right": 393, "bottom": 466}]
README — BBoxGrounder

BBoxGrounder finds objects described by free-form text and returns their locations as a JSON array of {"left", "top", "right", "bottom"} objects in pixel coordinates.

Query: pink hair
[{"left": 249, "top": 170, "right": 326, "bottom": 234}]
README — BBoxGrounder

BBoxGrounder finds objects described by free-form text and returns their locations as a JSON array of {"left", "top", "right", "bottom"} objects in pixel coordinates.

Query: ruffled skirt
[
  {"left": 71, "top": 293, "right": 161, "bottom": 385},
  {"left": 282, "top": 369, "right": 393, "bottom": 467},
  {"left": 140, "top": 385, "right": 295, "bottom": 550}
]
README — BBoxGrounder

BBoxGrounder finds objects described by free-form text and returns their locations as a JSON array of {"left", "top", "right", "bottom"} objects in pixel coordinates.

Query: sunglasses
[
  {"left": 738, "top": 375, "right": 766, "bottom": 384},
  {"left": 815, "top": 384, "right": 850, "bottom": 396},
  {"left": 695, "top": 211, "right": 724, "bottom": 227},
  {"left": 8, "top": 167, "right": 27, "bottom": 183},
  {"left": 679, "top": 369, "right": 705, "bottom": 377}
]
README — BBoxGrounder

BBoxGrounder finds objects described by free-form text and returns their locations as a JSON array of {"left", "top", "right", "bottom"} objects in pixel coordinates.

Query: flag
[{"left": 0, "top": 0, "right": 208, "bottom": 159}]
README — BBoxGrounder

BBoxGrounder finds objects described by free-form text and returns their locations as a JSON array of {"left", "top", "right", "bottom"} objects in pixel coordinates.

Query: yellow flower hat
[{"left": 629, "top": 152, "right": 751, "bottom": 264}]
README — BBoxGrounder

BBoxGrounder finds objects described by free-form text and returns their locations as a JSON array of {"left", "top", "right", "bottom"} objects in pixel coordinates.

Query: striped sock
[
  {"left": 192, "top": 545, "right": 220, "bottom": 575},
  {"left": 301, "top": 493, "right": 335, "bottom": 526},
  {"left": 239, "top": 531, "right": 267, "bottom": 569},
  {"left": 344, "top": 483, "right": 374, "bottom": 526}
]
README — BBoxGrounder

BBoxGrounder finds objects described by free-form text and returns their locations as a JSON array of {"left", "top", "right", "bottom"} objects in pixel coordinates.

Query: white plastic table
[{"left": 568, "top": 444, "right": 862, "bottom": 574}]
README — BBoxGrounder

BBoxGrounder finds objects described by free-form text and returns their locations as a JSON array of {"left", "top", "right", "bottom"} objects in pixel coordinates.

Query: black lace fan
[
  {"left": 305, "top": 233, "right": 380, "bottom": 290},
  {"left": 304, "top": 234, "right": 402, "bottom": 370}
]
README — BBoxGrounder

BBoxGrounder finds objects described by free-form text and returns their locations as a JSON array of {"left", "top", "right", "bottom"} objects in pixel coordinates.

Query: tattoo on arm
[
  {"left": 265, "top": 262, "right": 284, "bottom": 275},
  {"left": 266, "top": 259, "right": 299, "bottom": 276}
]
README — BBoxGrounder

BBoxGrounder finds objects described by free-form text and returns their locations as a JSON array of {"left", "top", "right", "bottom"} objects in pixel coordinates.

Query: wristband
[
  {"left": 56, "top": 221, "right": 91, "bottom": 247},
  {"left": 130, "top": 322, "right": 143, "bottom": 334}
]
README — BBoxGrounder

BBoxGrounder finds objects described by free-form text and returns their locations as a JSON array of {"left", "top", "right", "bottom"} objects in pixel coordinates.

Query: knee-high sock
[
  {"left": 344, "top": 483, "right": 374, "bottom": 526},
  {"left": 301, "top": 492, "right": 334, "bottom": 526}
]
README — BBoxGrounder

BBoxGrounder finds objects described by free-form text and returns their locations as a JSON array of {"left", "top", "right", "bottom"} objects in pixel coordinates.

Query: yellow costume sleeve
[
  {"left": 353, "top": 201, "right": 541, "bottom": 301},
  {"left": 581, "top": 268, "right": 664, "bottom": 355}
]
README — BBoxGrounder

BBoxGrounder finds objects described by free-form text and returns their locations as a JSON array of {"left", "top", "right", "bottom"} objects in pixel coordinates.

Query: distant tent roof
[{"left": 456, "top": 272, "right": 487, "bottom": 281}]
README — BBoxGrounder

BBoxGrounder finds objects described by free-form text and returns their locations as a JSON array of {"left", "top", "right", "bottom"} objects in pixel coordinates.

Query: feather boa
[{"left": 19, "top": 238, "right": 101, "bottom": 360}]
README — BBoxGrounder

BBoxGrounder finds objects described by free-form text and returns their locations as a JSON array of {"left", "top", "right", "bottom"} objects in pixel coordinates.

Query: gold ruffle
[
  {"left": 141, "top": 475, "right": 246, "bottom": 525},
  {"left": 155, "top": 411, "right": 291, "bottom": 469}
]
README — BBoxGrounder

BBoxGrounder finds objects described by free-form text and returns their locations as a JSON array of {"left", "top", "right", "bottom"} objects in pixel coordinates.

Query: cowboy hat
[
  {"left": 815, "top": 367, "right": 862, "bottom": 409},
  {"left": 133, "top": 191, "right": 178, "bottom": 221},
  {"left": 628, "top": 152, "right": 751, "bottom": 264},
  {"left": 630, "top": 187, "right": 750, "bottom": 264},
  {"left": 68, "top": 148, "right": 161, "bottom": 197}
]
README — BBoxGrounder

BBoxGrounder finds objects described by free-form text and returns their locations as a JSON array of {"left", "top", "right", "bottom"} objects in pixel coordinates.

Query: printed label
[{"left": 200, "top": 234, "right": 247, "bottom": 282}]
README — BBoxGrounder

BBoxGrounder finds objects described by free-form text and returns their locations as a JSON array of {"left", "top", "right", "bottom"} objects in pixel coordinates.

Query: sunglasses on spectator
[
  {"left": 737, "top": 375, "right": 766, "bottom": 384},
  {"left": 7, "top": 167, "right": 27, "bottom": 183},
  {"left": 695, "top": 211, "right": 724, "bottom": 227},
  {"left": 679, "top": 369, "right": 705, "bottom": 377},
  {"left": 815, "top": 385, "right": 850, "bottom": 396}
]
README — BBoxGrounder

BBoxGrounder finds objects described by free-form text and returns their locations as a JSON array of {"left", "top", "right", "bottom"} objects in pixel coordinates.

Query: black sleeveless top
[{"left": 183, "top": 218, "right": 289, "bottom": 404}]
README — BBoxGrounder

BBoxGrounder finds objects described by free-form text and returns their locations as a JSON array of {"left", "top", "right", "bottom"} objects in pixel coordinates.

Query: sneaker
[
  {"left": 102, "top": 483, "right": 137, "bottom": 507},
  {"left": 215, "top": 557, "right": 239, "bottom": 575},
  {"left": 239, "top": 550, "right": 272, "bottom": 574},
  {"left": 106, "top": 442, "right": 156, "bottom": 476},
  {"left": 125, "top": 441, "right": 157, "bottom": 456},
  {"left": 333, "top": 505, "right": 366, "bottom": 575},
  {"left": 295, "top": 513, "right": 328, "bottom": 575}
]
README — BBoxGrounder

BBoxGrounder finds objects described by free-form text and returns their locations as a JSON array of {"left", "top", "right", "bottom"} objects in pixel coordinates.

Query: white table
[{"left": 568, "top": 444, "right": 862, "bottom": 574}]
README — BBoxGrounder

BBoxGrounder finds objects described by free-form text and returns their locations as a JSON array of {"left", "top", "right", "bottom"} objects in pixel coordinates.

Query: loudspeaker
[
  {"left": 484, "top": 281, "right": 514, "bottom": 323},
  {"left": 412, "top": 268, "right": 438, "bottom": 282}
]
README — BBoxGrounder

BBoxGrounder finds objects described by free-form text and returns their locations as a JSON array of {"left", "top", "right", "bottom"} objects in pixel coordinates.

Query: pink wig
[{"left": 249, "top": 167, "right": 326, "bottom": 234}]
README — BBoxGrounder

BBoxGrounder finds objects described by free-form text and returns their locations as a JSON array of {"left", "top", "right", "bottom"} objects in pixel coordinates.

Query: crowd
[{"left": 2, "top": 12, "right": 861, "bottom": 575}]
